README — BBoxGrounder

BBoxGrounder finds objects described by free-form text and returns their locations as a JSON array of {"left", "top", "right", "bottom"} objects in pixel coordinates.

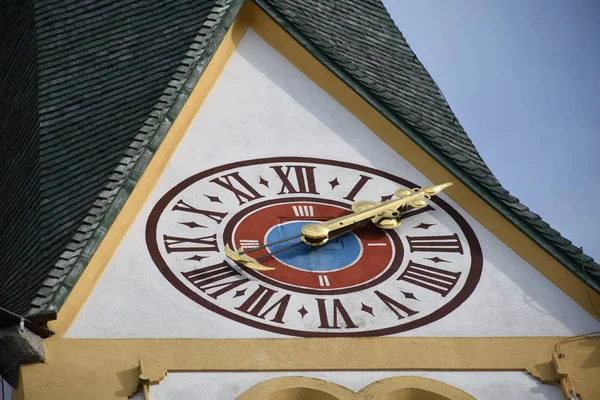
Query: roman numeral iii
[{"left": 406, "top": 233, "right": 463, "bottom": 254}]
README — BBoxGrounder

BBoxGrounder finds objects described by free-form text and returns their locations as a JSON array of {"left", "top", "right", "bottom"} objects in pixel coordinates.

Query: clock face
[{"left": 146, "top": 157, "right": 482, "bottom": 337}]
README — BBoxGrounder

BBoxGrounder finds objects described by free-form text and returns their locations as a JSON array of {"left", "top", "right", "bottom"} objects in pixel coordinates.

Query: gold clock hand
[
  {"left": 237, "top": 233, "right": 303, "bottom": 255},
  {"left": 225, "top": 233, "right": 305, "bottom": 271},
  {"left": 301, "top": 182, "right": 452, "bottom": 246},
  {"left": 225, "top": 244, "right": 276, "bottom": 271},
  {"left": 226, "top": 182, "right": 452, "bottom": 270}
]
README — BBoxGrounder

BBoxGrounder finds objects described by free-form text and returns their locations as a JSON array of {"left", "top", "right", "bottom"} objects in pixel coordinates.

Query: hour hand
[
  {"left": 224, "top": 244, "right": 275, "bottom": 271},
  {"left": 225, "top": 233, "right": 306, "bottom": 271}
]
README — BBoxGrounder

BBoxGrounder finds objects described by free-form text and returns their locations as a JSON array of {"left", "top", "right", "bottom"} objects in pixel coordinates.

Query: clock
[{"left": 146, "top": 157, "right": 482, "bottom": 337}]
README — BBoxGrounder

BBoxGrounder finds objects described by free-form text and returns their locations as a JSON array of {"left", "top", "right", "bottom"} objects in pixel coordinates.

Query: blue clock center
[{"left": 265, "top": 221, "right": 361, "bottom": 272}]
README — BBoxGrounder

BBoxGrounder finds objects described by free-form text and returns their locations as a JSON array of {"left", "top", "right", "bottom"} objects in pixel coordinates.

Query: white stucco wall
[
  {"left": 129, "top": 371, "right": 562, "bottom": 400},
  {"left": 67, "top": 28, "right": 598, "bottom": 338},
  {"left": 1, "top": 378, "right": 10, "bottom": 400}
]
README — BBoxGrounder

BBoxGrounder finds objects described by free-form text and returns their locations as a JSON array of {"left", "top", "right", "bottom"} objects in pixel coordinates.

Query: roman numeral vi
[{"left": 316, "top": 298, "right": 358, "bottom": 329}]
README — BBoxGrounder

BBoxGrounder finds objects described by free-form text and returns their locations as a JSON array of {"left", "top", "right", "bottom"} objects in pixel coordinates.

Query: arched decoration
[
  {"left": 360, "top": 376, "right": 476, "bottom": 400},
  {"left": 238, "top": 375, "right": 476, "bottom": 400},
  {"left": 238, "top": 376, "right": 351, "bottom": 400}
]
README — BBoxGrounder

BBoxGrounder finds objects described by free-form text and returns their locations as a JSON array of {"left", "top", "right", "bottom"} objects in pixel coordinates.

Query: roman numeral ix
[{"left": 163, "top": 234, "right": 219, "bottom": 253}]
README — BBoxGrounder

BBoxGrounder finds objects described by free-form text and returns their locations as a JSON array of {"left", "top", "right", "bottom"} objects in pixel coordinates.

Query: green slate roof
[{"left": 0, "top": 0, "right": 597, "bottom": 317}]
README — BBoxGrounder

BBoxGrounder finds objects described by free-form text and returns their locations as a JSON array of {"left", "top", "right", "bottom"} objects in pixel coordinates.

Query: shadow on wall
[
  {"left": 237, "top": 376, "right": 476, "bottom": 400},
  {"left": 1, "top": 375, "right": 9, "bottom": 400}
]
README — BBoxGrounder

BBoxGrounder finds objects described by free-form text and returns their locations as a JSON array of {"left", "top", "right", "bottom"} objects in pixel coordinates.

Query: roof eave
[{"left": 27, "top": 0, "right": 247, "bottom": 316}]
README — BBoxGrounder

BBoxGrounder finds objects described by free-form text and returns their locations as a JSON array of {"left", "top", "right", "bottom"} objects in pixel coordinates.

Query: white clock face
[{"left": 146, "top": 157, "right": 482, "bottom": 337}]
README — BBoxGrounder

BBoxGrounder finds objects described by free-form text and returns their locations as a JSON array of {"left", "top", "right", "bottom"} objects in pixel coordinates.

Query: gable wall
[{"left": 66, "top": 28, "right": 598, "bottom": 339}]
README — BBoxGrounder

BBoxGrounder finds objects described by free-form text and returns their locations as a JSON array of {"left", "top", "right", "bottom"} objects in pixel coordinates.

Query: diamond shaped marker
[
  {"left": 205, "top": 194, "right": 222, "bottom": 203},
  {"left": 380, "top": 194, "right": 394, "bottom": 201},
  {"left": 426, "top": 257, "right": 449, "bottom": 264},
  {"left": 233, "top": 289, "right": 247, "bottom": 298},
  {"left": 360, "top": 303, "right": 374, "bottom": 316},
  {"left": 329, "top": 178, "right": 340, "bottom": 189},
  {"left": 298, "top": 306, "right": 308, "bottom": 318},
  {"left": 187, "top": 255, "right": 208, "bottom": 262},
  {"left": 414, "top": 223, "right": 435, "bottom": 230},
  {"left": 401, "top": 291, "right": 418, "bottom": 301},
  {"left": 180, "top": 221, "right": 205, "bottom": 229},
  {"left": 259, "top": 176, "right": 269, "bottom": 188}
]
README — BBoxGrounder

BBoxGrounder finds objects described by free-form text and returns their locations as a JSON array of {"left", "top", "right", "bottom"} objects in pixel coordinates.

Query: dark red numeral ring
[{"left": 223, "top": 198, "right": 404, "bottom": 295}]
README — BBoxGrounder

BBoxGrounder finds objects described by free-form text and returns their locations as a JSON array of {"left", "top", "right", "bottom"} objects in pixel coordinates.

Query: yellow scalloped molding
[{"left": 239, "top": 376, "right": 476, "bottom": 400}]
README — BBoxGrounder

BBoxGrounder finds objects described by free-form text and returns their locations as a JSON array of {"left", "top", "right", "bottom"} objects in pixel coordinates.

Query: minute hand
[{"left": 300, "top": 182, "right": 452, "bottom": 246}]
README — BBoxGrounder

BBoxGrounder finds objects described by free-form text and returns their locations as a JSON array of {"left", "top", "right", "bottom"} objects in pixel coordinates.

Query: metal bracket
[
  {"left": 552, "top": 351, "right": 579, "bottom": 399},
  {"left": 137, "top": 358, "right": 151, "bottom": 400}
]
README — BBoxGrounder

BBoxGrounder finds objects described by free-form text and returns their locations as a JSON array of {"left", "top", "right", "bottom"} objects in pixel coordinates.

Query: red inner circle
[{"left": 233, "top": 202, "right": 394, "bottom": 291}]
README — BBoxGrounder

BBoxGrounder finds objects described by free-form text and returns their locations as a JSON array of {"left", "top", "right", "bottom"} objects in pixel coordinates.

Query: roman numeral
[
  {"left": 397, "top": 261, "right": 461, "bottom": 297},
  {"left": 236, "top": 285, "right": 291, "bottom": 324},
  {"left": 271, "top": 165, "right": 319, "bottom": 195},
  {"left": 406, "top": 233, "right": 463, "bottom": 254},
  {"left": 210, "top": 172, "right": 264, "bottom": 205},
  {"left": 343, "top": 175, "right": 372, "bottom": 201},
  {"left": 172, "top": 199, "right": 228, "bottom": 224},
  {"left": 292, "top": 205, "right": 314, "bottom": 217},
  {"left": 316, "top": 298, "right": 358, "bottom": 329},
  {"left": 317, "top": 275, "right": 331, "bottom": 287},
  {"left": 163, "top": 234, "right": 219, "bottom": 253},
  {"left": 374, "top": 290, "right": 419, "bottom": 319},
  {"left": 401, "top": 204, "right": 434, "bottom": 220},
  {"left": 182, "top": 261, "right": 249, "bottom": 299}
]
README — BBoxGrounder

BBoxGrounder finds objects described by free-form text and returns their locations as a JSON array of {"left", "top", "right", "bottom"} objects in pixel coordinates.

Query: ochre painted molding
[
  {"left": 47, "top": 10, "right": 250, "bottom": 337},
  {"left": 238, "top": 376, "right": 476, "bottom": 400},
  {"left": 17, "top": 337, "right": 600, "bottom": 399},
  {"left": 244, "top": 2, "right": 600, "bottom": 319}
]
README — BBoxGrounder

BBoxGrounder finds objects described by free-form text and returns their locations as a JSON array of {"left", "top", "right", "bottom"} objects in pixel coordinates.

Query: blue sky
[{"left": 383, "top": 0, "right": 600, "bottom": 261}]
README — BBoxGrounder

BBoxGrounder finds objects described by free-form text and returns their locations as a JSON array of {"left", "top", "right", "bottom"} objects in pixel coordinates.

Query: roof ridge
[{"left": 28, "top": 0, "right": 246, "bottom": 314}]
